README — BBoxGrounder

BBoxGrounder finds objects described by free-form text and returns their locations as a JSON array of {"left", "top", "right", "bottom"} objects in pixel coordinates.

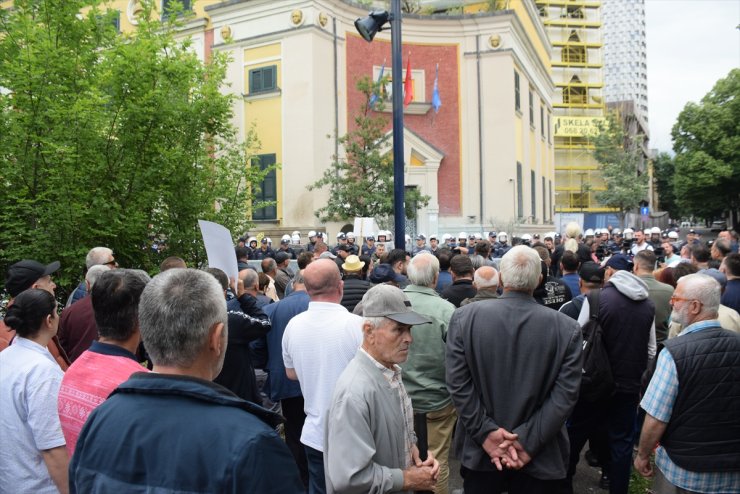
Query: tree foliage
[
  {"left": 592, "top": 111, "right": 649, "bottom": 226},
  {"left": 652, "top": 152, "right": 680, "bottom": 219},
  {"left": 308, "top": 76, "right": 429, "bottom": 224},
  {"left": 0, "top": 0, "right": 267, "bottom": 292},
  {"left": 671, "top": 68, "right": 739, "bottom": 220}
]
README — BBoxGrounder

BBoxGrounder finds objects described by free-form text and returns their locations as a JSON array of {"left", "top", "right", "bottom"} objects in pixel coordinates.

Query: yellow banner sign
[{"left": 554, "top": 116, "right": 605, "bottom": 138}]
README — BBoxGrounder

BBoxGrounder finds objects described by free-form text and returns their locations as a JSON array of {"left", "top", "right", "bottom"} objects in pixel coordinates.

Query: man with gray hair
[
  {"left": 57, "top": 264, "right": 112, "bottom": 362},
  {"left": 70, "top": 269, "right": 303, "bottom": 492},
  {"left": 635, "top": 273, "right": 740, "bottom": 493},
  {"left": 402, "top": 252, "right": 457, "bottom": 494},
  {"left": 461, "top": 265, "right": 499, "bottom": 306},
  {"left": 325, "top": 284, "right": 439, "bottom": 493},
  {"left": 66, "top": 247, "right": 117, "bottom": 307},
  {"left": 446, "top": 245, "right": 582, "bottom": 493}
]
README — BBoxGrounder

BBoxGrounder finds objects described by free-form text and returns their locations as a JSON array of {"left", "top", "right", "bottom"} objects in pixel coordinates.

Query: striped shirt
[{"left": 641, "top": 319, "right": 740, "bottom": 493}]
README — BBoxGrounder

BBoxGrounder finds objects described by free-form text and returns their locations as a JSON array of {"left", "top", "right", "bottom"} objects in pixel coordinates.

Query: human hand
[
  {"left": 502, "top": 442, "right": 532, "bottom": 470},
  {"left": 411, "top": 446, "right": 440, "bottom": 480},
  {"left": 634, "top": 453, "right": 653, "bottom": 477},
  {"left": 402, "top": 465, "right": 437, "bottom": 491},
  {"left": 482, "top": 428, "right": 519, "bottom": 471}
]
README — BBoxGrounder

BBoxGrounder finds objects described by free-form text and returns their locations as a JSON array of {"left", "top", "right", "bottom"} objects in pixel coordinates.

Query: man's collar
[
  {"left": 679, "top": 319, "right": 722, "bottom": 336},
  {"left": 404, "top": 284, "right": 439, "bottom": 295}
]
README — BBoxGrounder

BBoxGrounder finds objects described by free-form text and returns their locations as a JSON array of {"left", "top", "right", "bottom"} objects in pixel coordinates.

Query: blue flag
[
  {"left": 369, "top": 62, "right": 385, "bottom": 109},
  {"left": 432, "top": 63, "right": 442, "bottom": 113}
]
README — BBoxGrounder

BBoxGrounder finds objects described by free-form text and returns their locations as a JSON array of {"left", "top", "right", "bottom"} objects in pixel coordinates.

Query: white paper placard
[{"left": 198, "top": 220, "right": 238, "bottom": 282}]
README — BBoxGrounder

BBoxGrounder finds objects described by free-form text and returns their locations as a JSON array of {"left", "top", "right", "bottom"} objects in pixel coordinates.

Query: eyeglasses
[
  {"left": 670, "top": 295, "right": 701, "bottom": 305},
  {"left": 102, "top": 259, "right": 117, "bottom": 266}
]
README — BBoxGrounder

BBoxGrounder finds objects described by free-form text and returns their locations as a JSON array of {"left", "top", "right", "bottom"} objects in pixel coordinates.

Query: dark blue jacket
[
  {"left": 70, "top": 373, "right": 304, "bottom": 493},
  {"left": 261, "top": 291, "right": 310, "bottom": 402}
]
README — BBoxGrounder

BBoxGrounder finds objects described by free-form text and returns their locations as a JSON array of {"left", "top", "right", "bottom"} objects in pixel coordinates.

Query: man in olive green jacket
[
  {"left": 634, "top": 250, "right": 674, "bottom": 343},
  {"left": 402, "top": 252, "right": 457, "bottom": 494}
]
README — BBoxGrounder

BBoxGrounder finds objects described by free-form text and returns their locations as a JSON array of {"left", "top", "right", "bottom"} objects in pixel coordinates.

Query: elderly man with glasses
[{"left": 635, "top": 273, "right": 740, "bottom": 494}]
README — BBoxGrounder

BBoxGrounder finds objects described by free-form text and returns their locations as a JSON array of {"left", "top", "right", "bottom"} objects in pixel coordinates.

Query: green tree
[
  {"left": 0, "top": 0, "right": 268, "bottom": 293},
  {"left": 308, "top": 76, "right": 429, "bottom": 224},
  {"left": 652, "top": 152, "right": 680, "bottom": 219},
  {"left": 592, "top": 111, "right": 649, "bottom": 227},
  {"left": 672, "top": 68, "right": 739, "bottom": 222}
]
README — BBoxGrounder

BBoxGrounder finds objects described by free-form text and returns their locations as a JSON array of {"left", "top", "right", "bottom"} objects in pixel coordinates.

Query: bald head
[
  {"left": 303, "top": 259, "right": 342, "bottom": 302},
  {"left": 473, "top": 266, "right": 499, "bottom": 290}
]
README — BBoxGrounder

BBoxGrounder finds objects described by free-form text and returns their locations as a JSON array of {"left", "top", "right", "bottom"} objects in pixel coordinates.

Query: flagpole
[{"left": 390, "top": 0, "right": 405, "bottom": 250}]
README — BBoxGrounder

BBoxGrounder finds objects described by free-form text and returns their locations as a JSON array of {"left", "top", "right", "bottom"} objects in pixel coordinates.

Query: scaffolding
[{"left": 535, "top": 0, "right": 612, "bottom": 213}]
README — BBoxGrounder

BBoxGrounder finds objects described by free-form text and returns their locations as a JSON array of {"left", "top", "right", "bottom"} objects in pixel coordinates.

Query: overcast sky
[{"left": 645, "top": 0, "right": 740, "bottom": 154}]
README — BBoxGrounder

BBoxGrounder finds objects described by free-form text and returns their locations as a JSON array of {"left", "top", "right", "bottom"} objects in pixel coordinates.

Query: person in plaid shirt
[{"left": 635, "top": 273, "right": 740, "bottom": 493}]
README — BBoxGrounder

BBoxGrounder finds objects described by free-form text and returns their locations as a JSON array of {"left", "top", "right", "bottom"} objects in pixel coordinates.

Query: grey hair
[
  {"left": 470, "top": 255, "right": 485, "bottom": 270},
  {"left": 139, "top": 268, "right": 227, "bottom": 368},
  {"left": 679, "top": 273, "right": 721, "bottom": 317},
  {"left": 499, "top": 245, "right": 541, "bottom": 292},
  {"left": 407, "top": 252, "right": 439, "bottom": 287},
  {"left": 240, "top": 268, "right": 258, "bottom": 290},
  {"left": 86, "top": 247, "right": 114, "bottom": 269},
  {"left": 474, "top": 266, "right": 499, "bottom": 289},
  {"left": 261, "top": 258, "right": 277, "bottom": 273},
  {"left": 363, "top": 316, "right": 394, "bottom": 336},
  {"left": 128, "top": 269, "right": 152, "bottom": 284},
  {"left": 85, "top": 264, "right": 111, "bottom": 289},
  {"left": 293, "top": 271, "right": 305, "bottom": 286}
]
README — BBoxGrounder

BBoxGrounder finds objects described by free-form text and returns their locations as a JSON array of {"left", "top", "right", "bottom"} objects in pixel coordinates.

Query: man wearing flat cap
[
  {"left": 1, "top": 260, "right": 70, "bottom": 370},
  {"left": 325, "top": 284, "right": 440, "bottom": 494}
]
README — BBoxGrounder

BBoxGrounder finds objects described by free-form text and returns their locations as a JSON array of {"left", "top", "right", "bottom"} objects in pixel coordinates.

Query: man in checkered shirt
[{"left": 635, "top": 273, "right": 740, "bottom": 493}]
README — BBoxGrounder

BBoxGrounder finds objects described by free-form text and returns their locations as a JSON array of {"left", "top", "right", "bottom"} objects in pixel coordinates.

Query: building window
[
  {"left": 251, "top": 154, "right": 277, "bottom": 221},
  {"left": 162, "top": 0, "right": 191, "bottom": 18},
  {"left": 529, "top": 89, "right": 534, "bottom": 126},
  {"left": 547, "top": 112, "right": 551, "bottom": 143},
  {"left": 540, "top": 104, "right": 545, "bottom": 137},
  {"left": 531, "top": 170, "right": 536, "bottom": 219},
  {"left": 514, "top": 71, "right": 520, "bottom": 112},
  {"left": 565, "top": 5, "right": 584, "bottom": 18},
  {"left": 542, "top": 176, "right": 547, "bottom": 221},
  {"left": 516, "top": 162, "right": 523, "bottom": 219},
  {"left": 562, "top": 45, "right": 586, "bottom": 63},
  {"left": 549, "top": 180, "right": 553, "bottom": 215},
  {"left": 563, "top": 75, "right": 587, "bottom": 104},
  {"left": 249, "top": 66, "right": 277, "bottom": 95}
]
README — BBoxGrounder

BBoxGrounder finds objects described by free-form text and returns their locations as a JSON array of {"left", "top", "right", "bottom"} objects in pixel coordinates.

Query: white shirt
[
  {"left": 0, "top": 337, "right": 65, "bottom": 493},
  {"left": 282, "top": 301, "right": 363, "bottom": 451},
  {"left": 631, "top": 241, "right": 654, "bottom": 256}
]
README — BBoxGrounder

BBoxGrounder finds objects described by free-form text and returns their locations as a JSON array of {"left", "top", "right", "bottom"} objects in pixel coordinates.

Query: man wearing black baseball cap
[
  {"left": 558, "top": 261, "right": 605, "bottom": 321},
  {"left": 2, "top": 260, "right": 70, "bottom": 369}
]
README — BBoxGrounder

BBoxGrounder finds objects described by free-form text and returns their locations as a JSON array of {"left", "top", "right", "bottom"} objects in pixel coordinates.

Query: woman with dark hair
[{"left": 0, "top": 289, "right": 69, "bottom": 493}]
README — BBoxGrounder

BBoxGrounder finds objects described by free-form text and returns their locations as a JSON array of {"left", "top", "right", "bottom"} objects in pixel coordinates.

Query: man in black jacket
[
  {"left": 566, "top": 254, "right": 656, "bottom": 494},
  {"left": 446, "top": 246, "right": 582, "bottom": 493},
  {"left": 340, "top": 255, "right": 372, "bottom": 313},
  {"left": 441, "top": 254, "right": 477, "bottom": 308},
  {"left": 207, "top": 268, "right": 271, "bottom": 404}
]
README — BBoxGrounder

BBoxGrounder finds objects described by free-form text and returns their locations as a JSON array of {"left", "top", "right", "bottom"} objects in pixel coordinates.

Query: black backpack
[{"left": 579, "top": 289, "right": 614, "bottom": 402}]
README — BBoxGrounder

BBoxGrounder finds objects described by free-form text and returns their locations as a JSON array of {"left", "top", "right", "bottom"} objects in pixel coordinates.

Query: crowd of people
[{"left": 1, "top": 222, "right": 739, "bottom": 494}]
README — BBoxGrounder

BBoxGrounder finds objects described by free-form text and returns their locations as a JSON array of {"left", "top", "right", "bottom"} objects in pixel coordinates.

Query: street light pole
[
  {"left": 390, "top": 0, "right": 405, "bottom": 250},
  {"left": 354, "top": 1, "right": 405, "bottom": 250}
]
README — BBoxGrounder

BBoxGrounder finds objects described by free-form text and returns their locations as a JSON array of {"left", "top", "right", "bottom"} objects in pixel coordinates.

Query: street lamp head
[{"left": 354, "top": 10, "right": 391, "bottom": 42}]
